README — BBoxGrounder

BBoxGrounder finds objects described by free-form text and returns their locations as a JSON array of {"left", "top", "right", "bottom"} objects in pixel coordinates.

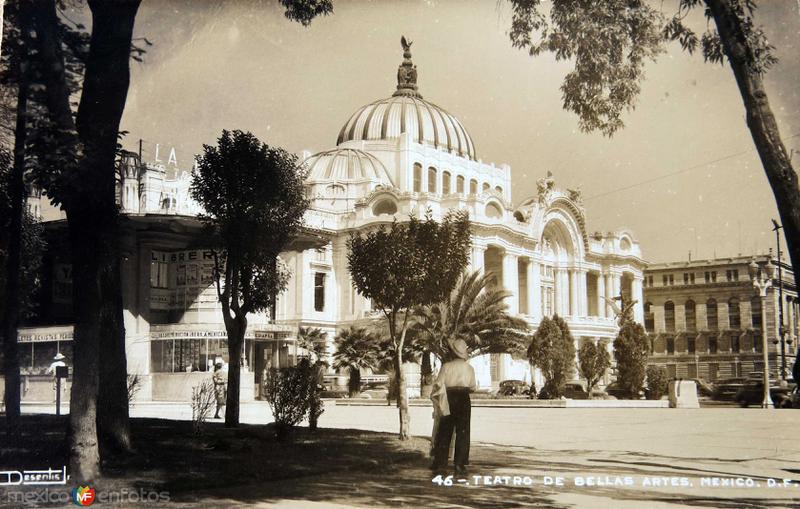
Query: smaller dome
[{"left": 304, "top": 148, "right": 394, "bottom": 186}]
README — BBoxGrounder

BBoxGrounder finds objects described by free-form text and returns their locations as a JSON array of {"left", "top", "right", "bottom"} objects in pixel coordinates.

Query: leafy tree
[
  {"left": 528, "top": 314, "right": 576, "bottom": 399},
  {"left": 264, "top": 359, "right": 318, "bottom": 441},
  {"left": 507, "top": 0, "right": 800, "bottom": 300},
  {"left": 578, "top": 340, "right": 611, "bottom": 394},
  {"left": 613, "top": 321, "right": 650, "bottom": 399},
  {"left": 347, "top": 210, "right": 471, "bottom": 439},
  {"left": 412, "top": 270, "right": 529, "bottom": 362},
  {"left": 332, "top": 326, "right": 379, "bottom": 397},
  {"left": 645, "top": 364, "right": 669, "bottom": 400},
  {"left": 191, "top": 129, "right": 308, "bottom": 428}
]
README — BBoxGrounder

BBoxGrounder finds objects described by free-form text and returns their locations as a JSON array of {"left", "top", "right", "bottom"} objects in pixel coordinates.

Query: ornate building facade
[{"left": 277, "top": 41, "right": 646, "bottom": 390}]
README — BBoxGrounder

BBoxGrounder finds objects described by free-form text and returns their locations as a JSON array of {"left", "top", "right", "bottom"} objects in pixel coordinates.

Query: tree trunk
[
  {"left": 420, "top": 350, "right": 433, "bottom": 398},
  {"left": 97, "top": 251, "right": 131, "bottom": 454},
  {"left": 706, "top": 0, "right": 800, "bottom": 285},
  {"left": 224, "top": 316, "right": 246, "bottom": 427},
  {"left": 2, "top": 26, "right": 30, "bottom": 435},
  {"left": 63, "top": 0, "right": 141, "bottom": 479},
  {"left": 348, "top": 367, "right": 361, "bottom": 397}
]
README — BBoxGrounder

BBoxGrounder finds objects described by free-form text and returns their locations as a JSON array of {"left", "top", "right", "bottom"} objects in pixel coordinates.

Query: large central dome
[{"left": 336, "top": 38, "right": 477, "bottom": 161}]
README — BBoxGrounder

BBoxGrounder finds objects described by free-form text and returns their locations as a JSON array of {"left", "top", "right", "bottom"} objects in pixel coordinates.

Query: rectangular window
[
  {"left": 668, "top": 275, "right": 674, "bottom": 286},
  {"left": 687, "top": 337, "right": 696, "bottom": 354},
  {"left": 667, "top": 337, "right": 675, "bottom": 355},
  {"left": 150, "top": 260, "right": 169, "bottom": 289},
  {"left": 690, "top": 273, "right": 695, "bottom": 284},
  {"left": 711, "top": 271, "right": 717, "bottom": 282},
  {"left": 663, "top": 275, "right": 668, "bottom": 286},
  {"left": 683, "top": 273, "right": 689, "bottom": 284},
  {"left": 709, "top": 338, "right": 718, "bottom": 354},
  {"left": 704, "top": 271, "right": 710, "bottom": 283},
  {"left": 648, "top": 276, "right": 654, "bottom": 287},
  {"left": 314, "top": 272, "right": 326, "bottom": 312}
]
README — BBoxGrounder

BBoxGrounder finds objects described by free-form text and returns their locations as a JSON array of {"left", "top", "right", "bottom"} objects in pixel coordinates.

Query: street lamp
[
  {"left": 771, "top": 219, "right": 787, "bottom": 379},
  {"left": 749, "top": 259, "right": 775, "bottom": 409}
]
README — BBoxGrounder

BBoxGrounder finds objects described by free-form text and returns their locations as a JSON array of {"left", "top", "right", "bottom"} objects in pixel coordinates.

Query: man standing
[{"left": 431, "top": 339, "right": 476, "bottom": 475}]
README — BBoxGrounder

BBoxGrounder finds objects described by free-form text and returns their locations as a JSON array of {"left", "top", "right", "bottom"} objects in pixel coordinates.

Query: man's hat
[
  {"left": 54, "top": 353, "right": 66, "bottom": 361},
  {"left": 448, "top": 339, "right": 470, "bottom": 360}
]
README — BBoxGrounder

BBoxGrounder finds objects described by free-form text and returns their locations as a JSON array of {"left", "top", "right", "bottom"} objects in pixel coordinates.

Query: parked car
[
  {"left": 734, "top": 379, "right": 793, "bottom": 408},
  {"left": 712, "top": 377, "right": 747, "bottom": 401},
  {"left": 603, "top": 382, "right": 633, "bottom": 399},
  {"left": 495, "top": 379, "right": 533, "bottom": 398},
  {"left": 563, "top": 382, "right": 590, "bottom": 400}
]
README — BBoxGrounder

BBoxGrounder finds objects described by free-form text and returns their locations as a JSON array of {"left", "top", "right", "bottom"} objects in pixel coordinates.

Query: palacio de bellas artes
[{"left": 2, "top": 1, "right": 800, "bottom": 508}]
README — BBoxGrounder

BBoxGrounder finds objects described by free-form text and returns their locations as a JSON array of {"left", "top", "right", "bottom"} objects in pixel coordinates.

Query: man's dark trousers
[{"left": 433, "top": 387, "right": 471, "bottom": 469}]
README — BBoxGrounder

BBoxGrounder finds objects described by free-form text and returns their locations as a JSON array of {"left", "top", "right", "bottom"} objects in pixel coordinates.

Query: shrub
[
  {"left": 645, "top": 365, "right": 669, "bottom": 400},
  {"left": 264, "top": 362, "right": 318, "bottom": 440},
  {"left": 528, "top": 315, "right": 576, "bottom": 399},
  {"left": 191, "top": 379, "right": 216, "bottom": 435},
  {"left": 127, "top": 374, "right": 142, "bottom": 402}
]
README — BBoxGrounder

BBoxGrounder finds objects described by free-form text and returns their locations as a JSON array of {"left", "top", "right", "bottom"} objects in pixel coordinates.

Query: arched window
[
  {"left": 413, "top": 163, "right": 422, "bottom": 192},
  {"left": 707, "top": 298, "right": 718, "bottom": 331},
  {"left": 685, "top": 300, "right": 696, "bottom": 332},
  {"left": 428, "top": 167, "right": 437, "bottom": 193},
  {"left": 372, "top": 199, "right": 397, "bottom": 216},
  {"left": 644, "top": 302, "right": 655, "bottom": 333},
  {"left": 485, "top": 202, "right": 503, "bottom": 219},
  {"left": 442, "top": 171, "right": 452, "bottom": 195},
  {"left": 482, "top": 182, "right": 490, "bottom": 193},
  {"left": 664, "top": 301, "right": 675, "bottom": 332},
  {"left": 456, "top": 175, "right": 465, "bottom": 195},
  {"left": 751, "top": 296, "right": 762, "bottom": 329},
  {"left": 728, "top": 297, "right": 740, "bottom": 329},
  {"left": 469, "top": 179, "right": 478, "bottom": 195},
  {"left": 495, "top": 185, "right": 503, "bottom": 195}
]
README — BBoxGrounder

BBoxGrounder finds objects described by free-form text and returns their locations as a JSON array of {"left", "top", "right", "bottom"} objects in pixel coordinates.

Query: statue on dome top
[{"left": 394, "top": 35, "right": 421, "bottom": 98}]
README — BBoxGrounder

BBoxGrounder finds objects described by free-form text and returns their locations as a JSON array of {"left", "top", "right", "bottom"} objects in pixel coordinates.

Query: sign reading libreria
[{"left": 151, "top": 249, "right": 217, "bottom": 311}]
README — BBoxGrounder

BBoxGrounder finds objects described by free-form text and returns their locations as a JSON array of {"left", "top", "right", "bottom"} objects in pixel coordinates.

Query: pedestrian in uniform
[
  {"left": 431, "top": 339, "right": 476, "bottom": 475},
  {"left": 212, "top": 362, "right": 227, "bottom": 419}
]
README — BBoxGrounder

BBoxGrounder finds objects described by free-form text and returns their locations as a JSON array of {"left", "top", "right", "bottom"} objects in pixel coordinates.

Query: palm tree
[
  {"left": 332, "top": 327, "right": 380, "bottom": 397},
  {"left": 412, "top": 270, "right": 530, "bottom": 363},
  {"left": 298, "top": 326, "right": 328, "bottom": 364}
]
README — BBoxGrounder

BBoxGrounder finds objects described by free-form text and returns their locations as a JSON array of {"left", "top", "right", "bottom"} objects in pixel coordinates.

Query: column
[
  {"left": 569, "top": 269, "right": 578, "bottom": 317},
  {"left": 467, "top": 245, "right": 486, "bottom": 274},
  {"left": 604, "top": 273, "right": 613, "bottom": 317},
  {"left": 632, "top": 277, "right": 644, "bottom": 323},
  {"left": 528, "top": 260, "right": 541, "bottom": 320},
  {"left": 562, "top": 270, "right": 570, "bottom": 316},
  {"left": 578, "top": 269, "right": 588, "bottom": 317},
  {"left": 503, "top": 253, "right": 519, "bottom": 315},
  {"left": 612, "top": 273, "right": 621, "bottom": 307},
  {"left": 554, "top": 269, "right": 563, "bottom": 316},
  {"left": 597, "top": 271, "right": 606, "bottom": 318}
]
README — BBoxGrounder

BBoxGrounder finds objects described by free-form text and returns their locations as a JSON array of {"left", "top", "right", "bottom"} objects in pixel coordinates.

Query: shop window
[
  {"left": 150, "top": 258, "right": 169, "bottom": 289},
  {"left": 314, "top": 272, "right": 326, "bottom": 312}
]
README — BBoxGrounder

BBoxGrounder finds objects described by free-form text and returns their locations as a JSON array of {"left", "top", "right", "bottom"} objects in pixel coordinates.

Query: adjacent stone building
[{"left": 643, "top": 255, "right": 798, "bottom": 381}]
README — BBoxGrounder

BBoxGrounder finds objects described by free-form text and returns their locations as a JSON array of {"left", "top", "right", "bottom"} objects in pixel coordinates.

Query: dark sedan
[
  {"left": 712, "top": 377, "right": 746, "bottom": 401},
  {"left": 734, "top": 379, "right": 793, "bottom": 408}
]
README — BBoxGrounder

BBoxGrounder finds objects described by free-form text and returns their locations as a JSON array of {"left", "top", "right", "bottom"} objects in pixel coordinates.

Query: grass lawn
[{"left": 0, "top": 414, "right": 430, "bottom": 503}]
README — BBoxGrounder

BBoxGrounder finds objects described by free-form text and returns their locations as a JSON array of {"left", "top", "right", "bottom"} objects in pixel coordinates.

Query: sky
[{"left": 117, "top": 0, "right": 800, "bottom": 263}]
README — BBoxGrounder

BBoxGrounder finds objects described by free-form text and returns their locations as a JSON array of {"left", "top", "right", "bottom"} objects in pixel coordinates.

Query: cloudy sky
[{"left": 118, "top": 0, "right": 800, "bottom": 263}]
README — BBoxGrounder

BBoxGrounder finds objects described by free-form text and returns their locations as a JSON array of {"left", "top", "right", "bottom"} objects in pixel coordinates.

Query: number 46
[{"left": 432, "top": 475, "right": 454, "bottom": 486}]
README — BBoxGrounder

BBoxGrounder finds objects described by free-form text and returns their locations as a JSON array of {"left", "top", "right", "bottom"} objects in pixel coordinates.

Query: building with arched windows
[
  {"left": 279, "top": 41, "right": 646, "bottom": 390},
  {"left": 643, "top": 255, "right": 798, "bottom": 382}
]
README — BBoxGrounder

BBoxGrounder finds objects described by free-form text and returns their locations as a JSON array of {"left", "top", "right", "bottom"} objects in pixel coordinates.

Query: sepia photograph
[{"left": 1, "top": 0, "right": 800, "bottom": 507}]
